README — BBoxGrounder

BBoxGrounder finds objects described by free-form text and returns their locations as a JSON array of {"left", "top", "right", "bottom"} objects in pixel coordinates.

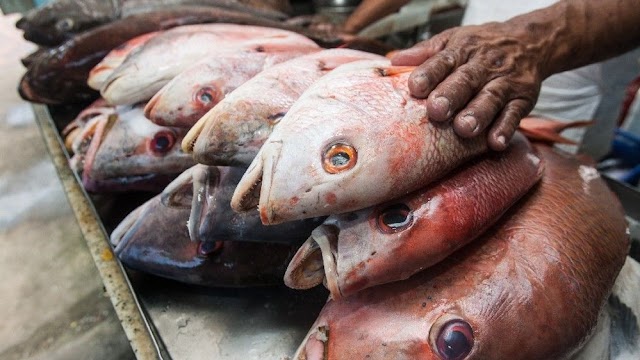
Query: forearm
[
  {"left": 507, "top": 0, "right": 640, "bottom": 78},
  {"left": 343, "top": 0, "right": 411, "bottom": 34}
]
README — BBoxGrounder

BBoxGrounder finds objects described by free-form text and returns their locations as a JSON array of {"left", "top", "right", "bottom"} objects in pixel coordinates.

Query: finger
[
  {"left": 451, "top": 79, "right": 509, "bottom": 138},
  {"left": 390, "top": 30, "right": 451, "bottom": 66},
  {"left": 427, "top": 63, "right": 489, "bottom": 123},
  {"left": 408, "top": 49, "right": 459, "bottom": 102},
  {"left": 488, "top": 99, "right": 533, "bottom": 151}
]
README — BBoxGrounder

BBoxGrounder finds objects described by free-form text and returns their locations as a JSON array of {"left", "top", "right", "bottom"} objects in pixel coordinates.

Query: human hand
[{"left": 391, "top": 22, "right": 549, "bottom": 150}]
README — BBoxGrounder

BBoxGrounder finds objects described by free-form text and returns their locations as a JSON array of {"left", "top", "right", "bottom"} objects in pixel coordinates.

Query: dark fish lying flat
[
  {"left": 16, "top": 0, "right": 293, "bottom": 46},
  {"left": 294, "top": 144, "right": 630, "bottom": 359},
  {"left": 18, "top": 5, "right": 387, "bottom": 105},
  {"left": 161, "top": 165, "right": 325, "bottom": 244},
  {"left": 111, "top": 195, "right": 299, "bottom": 287}
]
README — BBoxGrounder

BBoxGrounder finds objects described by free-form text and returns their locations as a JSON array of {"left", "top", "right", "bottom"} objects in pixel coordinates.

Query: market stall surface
[{"left": 0, "top": 12, "right": 135, "bottom": 360}]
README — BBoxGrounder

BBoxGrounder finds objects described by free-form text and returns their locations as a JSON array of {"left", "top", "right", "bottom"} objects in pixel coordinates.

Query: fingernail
[
  {"left": 433, "top": 97, "right": 451, "bottom": 119},
  {"left": 497, "top": 135, "right": 506, "bottom": 147},
  {"left": 460, "top": 115, "right": 478, "bottom": 134}
]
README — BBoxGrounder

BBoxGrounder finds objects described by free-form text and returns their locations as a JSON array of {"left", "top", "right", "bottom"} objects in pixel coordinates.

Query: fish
[
  {"left": 63, "top": 98, "right": 114, "bottom": 152},
  {"left": 284, "top": 133, "right": 545, "bottom": 299},
  {"left": 101, "top": 25, "right": 317, "bottom": 106},
  {"left": 110, "top": 195, "right": 299, "bottom": 287},
  {"left": 18, "top": 6, "right": 354, "bottom": 105},
  {"left": 73, "top": 104, "right": 195, "bottom": 192},
  {"left": 15, "top": 0, "right": 293, "bottom": 46},
  {"left": 143, "top": 34, "right": 321, "bottom": 127},
  {"left": 231, "top": 60, "right": 489, "bottom": 225},
  {"left": 160, "top": 165, "right": 324, "bottom": 243},
  {"left": 293, "top": 143, "right": 630, "bottom": 360},
  {"left": 183, "top": 48, "right": 387, "bottom": 166},
  {"left": 87, "top": 32, "right": 160, "bottom": 91}
]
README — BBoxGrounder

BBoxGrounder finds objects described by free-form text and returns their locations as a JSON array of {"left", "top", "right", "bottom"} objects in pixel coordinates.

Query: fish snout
[
  {"left": 293, "top": 326, "right": 329, "bottom": 360},
  {"left": 15, "top": 17, "right": 27, "bottom": 30},
  {"left": 110, "top": 202, "right": 147, "bottom": 250},
  {"left": 284, "top": 224, "right": 342, "bottom": 299}
]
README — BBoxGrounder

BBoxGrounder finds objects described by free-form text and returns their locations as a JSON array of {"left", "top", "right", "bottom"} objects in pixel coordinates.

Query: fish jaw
[
  {"left": 191, "top": 100, "right": 275, "bottom": 166},
  {"left": 101, "top": 71, "right": 171, "bottom": 105},
  {"left": 284, "top": 224, "right": 342, "bottom": 299}
]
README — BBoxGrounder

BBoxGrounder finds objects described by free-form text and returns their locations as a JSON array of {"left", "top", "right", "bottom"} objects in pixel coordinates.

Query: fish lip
[
  {"left": 143, "top": 91, "right": 161, "bottom": 122},
  {"left": 187, "top": 166, "right": 217, "bottom": 243},
  {"left": 293, "top": 326, "right": 330, "bottom": 360},
  {"left": 231, "top": 151, "right": 266, "bottom": 214},
  {"left": 284, "top": 224, "right": 343, "bottom": 299},
  {"left": 110, "top": 202, "right": 146, "bottom": 250},
  {"left": 81, "top": 114, "right": 117, "bottom": 185},
  {"left": 15, "top": 17, "right": 27, "bottom": 30},
  {"left": 182, "top": 110, "right": 209, "bottom": 154}
]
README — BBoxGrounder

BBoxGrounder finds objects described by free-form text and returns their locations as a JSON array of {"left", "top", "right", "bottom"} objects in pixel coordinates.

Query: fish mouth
[
  {"left": 87, "top": 65, "right": 114, "bottom": 91},
  {"left": 81, "top": 114, "right": 117, "bottom": 181},
  {"left": 15, "top": 17, "right": 27, "bottom": 30},
  {"left": 181, "top": 111, "right": 208, "bottom": 154},
  {"left": 230, "top": 156, "right": 264, "bottom": 214},
  {"left": 293, "top": 325, "right": 329, "bottom": 360},
  {"left": 101, "top": 73, "right": 168, "bottom": 105},
  {"left": 110, "top": 202, "right": 146, "bottom": 250},
  {"left": 231, "top": 143, "right": 282, "bottom": 224},
  {"left": 143, "top": 91, "right": 162, "bottom": 123},
  {"left": 161, "top": 165, "right": 220, "bottom": 243},
  {"left": 284, "top": 224, "right": 343, "bottom": 300}
]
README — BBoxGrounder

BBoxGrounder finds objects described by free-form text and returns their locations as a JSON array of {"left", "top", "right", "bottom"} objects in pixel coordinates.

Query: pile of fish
[{"left": 16, "top": 3, "right": 638, "bottom": 358}]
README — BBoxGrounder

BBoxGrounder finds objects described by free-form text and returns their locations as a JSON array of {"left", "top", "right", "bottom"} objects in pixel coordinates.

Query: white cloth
[{"left": 462, "top": 0, "right": 604, "bottom": 147}]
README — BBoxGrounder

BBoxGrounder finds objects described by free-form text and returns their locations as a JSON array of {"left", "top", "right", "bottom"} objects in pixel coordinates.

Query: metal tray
[{"left": 33, "top": 104, "right": 328, "bottom": 360}]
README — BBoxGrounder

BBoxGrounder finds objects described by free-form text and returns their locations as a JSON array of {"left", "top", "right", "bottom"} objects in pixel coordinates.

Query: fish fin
[
  {"left": 376, "top": 66, "right": 416, "bottom": 77},
  {"left": 518, "top": 117, "right": 594, "bottom": 145}
]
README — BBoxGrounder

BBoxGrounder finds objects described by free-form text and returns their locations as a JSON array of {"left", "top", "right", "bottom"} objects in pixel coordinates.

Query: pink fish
[
  {"left": 101, "top": 24, "right": 315, "bottom": 105},
  {"left": 144, "top": 33, "right": 320, "bottom": 128},
  {"left": 294, "top": 144, "right": 629, "bottom": 359},
  {"left": 232, "top": 61, "right": 488, "bottom": 225},
  {"left": 74, "top": 104, "right": 195, "bottom": 192},
  {"left": 183, "top": 48, "right": 387, "bottom": 166},
  {"left": 87, "top": 31, "right": 159, "bottom": 90},
  {"left": 284, "top": 133, "right": 544, "bottom": 299}
]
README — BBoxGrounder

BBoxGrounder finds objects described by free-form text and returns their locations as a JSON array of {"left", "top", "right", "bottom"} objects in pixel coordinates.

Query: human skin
[
  {"left": 342, "top": 0, "right": 410, "bottom": 34},
  {"left": 390, "top": 0, "right": 640, "bottom": 150}
]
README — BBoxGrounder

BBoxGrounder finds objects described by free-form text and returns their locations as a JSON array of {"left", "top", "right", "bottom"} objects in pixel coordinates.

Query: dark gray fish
[
  {"left": 161, "top": 165, "right": 325, "bottom": 244},
  {"left": 111, "top": 195, "right": 299, "bottom": 287},
  {"left": 16, "top": 0, "right": 292, "bottom": 46}
]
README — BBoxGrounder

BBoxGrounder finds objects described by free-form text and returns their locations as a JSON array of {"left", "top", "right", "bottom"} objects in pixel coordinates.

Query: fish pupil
[
  {"left": 331, "top": 152, "right": 350, "bottom": 167},
  {"left": 199, "top": 92, "right": 213, "bottom": 103},
  {"left": 443, "top": 331, "right": 469, "bottom": 357},
  {"left": 378, "top": 204, "right": 412, "bottom": 232},
  {"left": 155, "top": 136, "right": 170, "bottom": 151},
  {"left": 382, "top": 211, "right": 409, "bottom": 228}
]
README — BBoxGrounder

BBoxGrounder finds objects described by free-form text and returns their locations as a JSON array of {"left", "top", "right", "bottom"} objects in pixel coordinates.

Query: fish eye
[
  {"left": 198, "top": 241, "right": 223, "bottom": 257},
  {"left": 376, "top": 204, "right": 412, "bottom": 233},
  {"left": 195, "top": 87, "right": 217, "bottom": 105},
  {"left": 149, "top": 131, "right": 176, "bottom": 155},
  {"left": 322, "top": 143, "right": 357, "bottom": 174},
  {"left": 55, "top": 18, "right": 74, "bottom": 32},
  {"left": 435, "top": 320, "right": 474, "bottom": 360}
]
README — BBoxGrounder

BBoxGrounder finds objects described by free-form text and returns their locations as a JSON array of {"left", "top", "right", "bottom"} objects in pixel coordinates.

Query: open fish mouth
[
  {"left": 181, "top": 112, "right": 208, "bottom": 153},
  {"left": 284, "top": 224, "right": 342, "bottom": 300},
  {"left": 231, "top": 142, "right": 282, "bottom": 224},
  {"left": 160, "top": 165, "right": 219, "bottom": 243},
  {"left": 293, "top": 325, "right": 330, "bottom": 360}
]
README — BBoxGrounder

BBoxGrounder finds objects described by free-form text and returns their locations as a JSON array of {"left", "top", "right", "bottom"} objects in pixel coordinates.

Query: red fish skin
[
  {"left": 295, "top": 144, "right": 629, "bottom": 360},
  {"left": 285, "top": 133, "right": 545, "bottom": 299}
]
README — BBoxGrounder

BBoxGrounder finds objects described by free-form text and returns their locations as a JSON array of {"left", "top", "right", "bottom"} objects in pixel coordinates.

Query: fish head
[
  {"left": 185, "top": 97, "right": 283, "bottom": 166},
  {"left": 161, "top": 165, "right": 322, "bottom": 244},
  {"left": 16, "top": 0, "right": 116, "bottom": 46},
  {"left": 87, "top": 32, "right": 159, "bottom": 91},
  {"left": 231, "top": 94, "right": 396, "bottom": 224},
  {"left": 144, "top": 62, "right": 229, "bottom": 128},
  {"left": 284, "top": 198, "right": 424, "bottom": 299},
  {"left": 81, "top": 105, "right": 194, "bottom": 192},
  {"left": 111, "top": 195, "right": 297, "bottom": 287}
]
